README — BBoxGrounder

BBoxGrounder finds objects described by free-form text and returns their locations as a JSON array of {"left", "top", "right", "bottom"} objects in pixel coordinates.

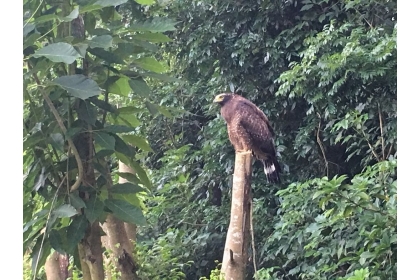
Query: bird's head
[{"left": 213, "top": 93, "right": 234, "bottom": 106}]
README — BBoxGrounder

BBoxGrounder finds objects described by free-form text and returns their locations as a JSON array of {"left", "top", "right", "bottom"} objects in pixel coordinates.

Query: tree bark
[
  {"left": 45, "top": 252, "right": 69, "bottom": 280},
  {"left": 101, "top": 161, "right": 138, "bottom": 280},
  {"left": 221, "top": 151, "right": 252, "bottom": 280},
  {"left": 119, "top": 161, "right": 137, "bottom": 248}
]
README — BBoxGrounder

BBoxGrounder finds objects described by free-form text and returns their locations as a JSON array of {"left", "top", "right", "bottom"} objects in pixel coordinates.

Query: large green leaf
[
  {"left": 129, "top": 17, "right": 177, "bottom": 33},
  {"left": 105, "top": 199, "right": 146, "bottom": 225},
  {"left": 88, "top": 48, "right": 125, "bottom": 64},
  {"left": 69, "top": 193, "right": 87, "bottom": 209},
  {"left": 130, "top": 161, "right": 152, "bottom": 189},
  {"left": 88, "top": 35, "right": 113, "bottom": 49},
  {"left": 115, "top": 172, "right": 141, "bottom": 184},
  {"left": 62, "top": 7, "right": 79, "bottom": 22},
  {"left": 85, "top": 195, "right": 104, "bottom": 223},
  {"left": 109, "top": 77, "right": 131, "bottom": 96},
  {"left": 133, "top": 32, "right": 172, "bottom": 43},
  {"left": 122, "top": 134, "right": 153, "bottom": 152},
  {"left": 113, "top": 134, "right": 136, "bottom": 158},
  {"left": 33, "top": 43, "right": 81, "bottom": 64},
  {"left": 94, "top": 0, "right": 128, "bottom": 7},
  {"left": 109, "top": 182, "right": 145, "bottom": 194},
  {"left": 49, "top": 229, "right": 66, "bottom": 254},
  {"left": 53, "top": 204, "right": 78, "bottom": 218},
  {"left": 137, "top": 57, "right": 167, "bottom": 73},
  {"left": 53, "top": 75, "right": 101, "bottom": 99},
  {"left": 66, "top": 215, "right": 88, "bottom": 253},
  {"left": 102, "top": 125, "right": 135, "bottom": 133},
  {"left": 76, "top": 100, "right": 97, "bottom": 125},
  {"left": 94, "top": 132, "right": 116, "bottom": 150},
  {"left": 128, "top": 78, "right": 151, "bottom": 98},
  {"left": 134, "top": 0, "right": 155, "bottom": 5}
]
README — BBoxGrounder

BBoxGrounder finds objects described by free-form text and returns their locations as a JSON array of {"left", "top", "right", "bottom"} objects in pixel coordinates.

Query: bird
[{"left": 213, "top": 93, "right": 282, "bottom": 183}]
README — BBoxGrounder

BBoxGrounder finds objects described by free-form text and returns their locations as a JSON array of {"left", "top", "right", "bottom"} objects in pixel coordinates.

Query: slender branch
[
  {"left": 28, "top": 64, "right": 84, "bottom": 192},
  {"left": 378, "top": 104, "right": 385, "bottom": 160},
  {"left": 316, "top": 113, "right": 329, "bottom": 177}
]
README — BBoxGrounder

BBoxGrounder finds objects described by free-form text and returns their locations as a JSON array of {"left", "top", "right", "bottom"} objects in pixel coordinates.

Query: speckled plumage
[{"left": 213, "top": 93, "right": 282, "bottom": 183}]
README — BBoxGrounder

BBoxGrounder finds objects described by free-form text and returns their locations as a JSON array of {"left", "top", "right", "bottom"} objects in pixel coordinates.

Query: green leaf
[
  {"left": 69, "top": 193, "right": 87, "bottom": 209},
  {"left": 94, "top": 132, "right": 116, "bottom": 150},
  {"left": 23, "top": 23, "right": 35, "bottom": 37},
  {"left": 128, "top": 78, "right": 151, "bottom": 98},
  {"left": 62, "top": 7, "right": 79, "bottom": 22},
  {"left": 114, "top": 114, "right": 141, "bottom": 127},
  {"left": 109, "top": 77, "right": 131, "bottom": 96},
  {"left": 116, "top": 172, "right": 141, "bottom": 184},
  {"left": 122, "top": 134, "right": 153, "bottom": 152},
  {"left": 53, "top": 204, "right": 78, "bottom": 218},
  {"left": 89, "top": 35, "right": 113, "bottom": 49},
  {"left": 49, "top": 229, "right": 66, "bottom": 254},
  {"left": 113, "top": 135, "right": 136, "bottom": 157},
  {"left": 102, "top": 125, "right": 135, "bottom": 133},
  {"left": 137, "top": 57, "right": 167, "bottom": 73},
  {"left": 116, "top": 106, "right": 142, "bottom": 114},
  {"left": 50, "top": 133, "right": 65, "bottom": 151},
  {"left": 109, "top": 182, "right": 145, "bottom": 194},
  {"left": 53, "top": 75, "right": 101, "bottom": 99},
  {"left": 65, "top": 127, "right": 83, "bottom": 139},
  {"left": 131, "top": 161, "right": 152, "bottom": 189},
  {"left": 76, "top": 100, "right": 97, "bottom": 125},
  {"left": 133, "top": 32, "right": 172, "bottom": 43},
  {"left": 129, "top": 17, "right": 177, "bottom": 33},
  {"left": 94, "top": 0, "right": 128, "bottom": 7},
  {"left": 134, "top": 0, "right": 155, "bottom": 5},
  {"left": 85, "top": 195, "right": 104, "bottom": 223},
  {"left": 33, "top": 43, "right": 81, "bottom": 64},
  {"left": 90, "top": 96, "right": 118, "bottom": 113},
  {"left": 105, "top": 199, "right": 146, "bottom": 225},
  {"left": 66, "top": 215, "right": 89, "bottom": 253},
  {"left": 88, "top": 48, "right": 125, "bottom": 64},
  {"left": 145, "top": 101, "right": 159, "bottom": 116}
]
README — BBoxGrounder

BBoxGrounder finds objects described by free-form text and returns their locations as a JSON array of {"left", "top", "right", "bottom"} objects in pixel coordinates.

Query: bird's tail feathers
[{"left": 262, "top": 157, "right": 282, "bottom": 184}]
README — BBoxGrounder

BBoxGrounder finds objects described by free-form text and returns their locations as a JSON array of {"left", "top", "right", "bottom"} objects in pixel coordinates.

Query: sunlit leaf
[
  {"left": 137, "top": 57, "right": 167, "bottom": 73},
  {"left": 53, "top": 204, "right": 78, "bottom": 218},
  {"left": 122, "top": 134, "right": 153, "bottom": 152},
  {"left": 88, "top": 35, "right": 113, "bottom": 49}
]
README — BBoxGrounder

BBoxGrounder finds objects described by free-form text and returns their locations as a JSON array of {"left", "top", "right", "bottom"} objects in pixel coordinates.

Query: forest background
[{"left": 18, "top": 0, "right": 409, "bottom": 279}]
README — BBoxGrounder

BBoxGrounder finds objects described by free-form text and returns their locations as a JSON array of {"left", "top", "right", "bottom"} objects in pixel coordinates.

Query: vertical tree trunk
[
  {"left": 45, "top": 252, "right": 69, "bottom": 280},
  {"left": 101, "top": 161, "right": 138, "bottom": 280},
  {"left": 221, "top": 152, "right": 252, "bottom": 280},
  {"left": 74, "top": 130, "right": 105, "bottom": 280},
  {"left": 119, "top": 161, "right": 137, "bottom": 247}
]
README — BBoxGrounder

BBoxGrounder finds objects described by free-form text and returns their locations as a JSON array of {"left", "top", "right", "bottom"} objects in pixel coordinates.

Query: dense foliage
[{"left": 23, "top": 0, "right": 397, "bottom": 279}]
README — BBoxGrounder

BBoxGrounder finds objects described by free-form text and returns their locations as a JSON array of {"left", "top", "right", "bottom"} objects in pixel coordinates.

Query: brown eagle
[{"left": 213, "top": 93, "right": 282, "bottom": 183}]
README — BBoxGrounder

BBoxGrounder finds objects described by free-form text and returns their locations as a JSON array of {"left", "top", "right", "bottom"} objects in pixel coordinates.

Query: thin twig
[
  {"left": 316, "top": 113, "right": 329, "bottom": 177},
  {"left": 378, "top": 104, "right": 385, "bottom": 160}
]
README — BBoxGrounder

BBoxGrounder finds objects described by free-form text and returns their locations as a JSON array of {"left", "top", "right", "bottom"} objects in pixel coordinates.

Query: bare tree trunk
[
  {"left": 119, "top": 161, "right": 137, "bottom": 248},
  {"left": 101, "top": 161, "right": 138, "bottom": 280},
  {"left": 221, "top": 152, "right": 252, "bottom": 280},
  {"left": 74, "top": 130, "right": 105, "bottom": 280},
  {"left": 45, "top": 252, "right": 69, "bottom": 280}
]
